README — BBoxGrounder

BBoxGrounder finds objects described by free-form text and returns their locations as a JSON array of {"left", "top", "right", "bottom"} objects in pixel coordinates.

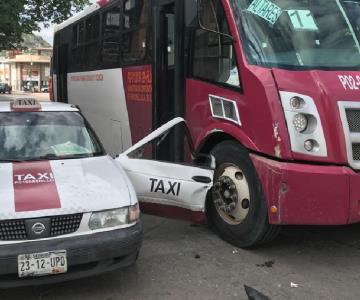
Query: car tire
[{"left": 208, "top": 140, "right": 280, "bottom": 248}]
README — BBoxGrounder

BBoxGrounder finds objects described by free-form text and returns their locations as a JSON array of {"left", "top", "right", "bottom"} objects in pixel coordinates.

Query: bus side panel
[
  {"left": 122, "top": 65, "right": 153, "bottom": 145},
  {"left": 67, "top": 68, "right": 132, "bottom": 156}
]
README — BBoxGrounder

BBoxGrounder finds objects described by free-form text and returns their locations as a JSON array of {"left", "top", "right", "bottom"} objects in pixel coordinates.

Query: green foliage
[{"left": 0, "top": 0, "right": 90, "bottom": 50}]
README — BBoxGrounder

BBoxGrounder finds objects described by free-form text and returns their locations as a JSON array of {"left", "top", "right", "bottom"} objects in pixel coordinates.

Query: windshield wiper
[
  {"left": 32, "top": 153, "right": 98, "bottom": 161},
  {"left": 0, "top": 158, "right": 28, "bottom": 163},
  {"left": 0, "top": 154, "right": 95, "bottom": 163}
]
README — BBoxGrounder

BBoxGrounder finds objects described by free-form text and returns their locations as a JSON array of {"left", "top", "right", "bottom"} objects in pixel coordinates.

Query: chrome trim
[
  {"left": 338, "top": 101, "right": 360, "bottom": 169},
  {"left": 209, "top": 94, "right": 241, "bottom": 126}
]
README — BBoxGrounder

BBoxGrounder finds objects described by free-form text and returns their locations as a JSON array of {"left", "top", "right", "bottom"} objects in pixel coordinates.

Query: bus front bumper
[{"left": 251, "top": 154, "right": 360, "bottom": 225}]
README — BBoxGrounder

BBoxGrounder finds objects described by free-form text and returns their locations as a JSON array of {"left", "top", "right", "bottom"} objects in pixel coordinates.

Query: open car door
[{"left": 116, "top": 118, "right": 214, "bottom": 223}]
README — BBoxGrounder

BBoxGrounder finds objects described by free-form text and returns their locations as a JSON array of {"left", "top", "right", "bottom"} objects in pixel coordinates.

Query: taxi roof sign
[{"left": 12, "top": 98, "right": 41, "bottom": 110}]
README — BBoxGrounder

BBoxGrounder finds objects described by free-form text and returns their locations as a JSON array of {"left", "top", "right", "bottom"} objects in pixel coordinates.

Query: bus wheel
[{"left": 208, "top": 141, "right": 280, "bottom": 248}]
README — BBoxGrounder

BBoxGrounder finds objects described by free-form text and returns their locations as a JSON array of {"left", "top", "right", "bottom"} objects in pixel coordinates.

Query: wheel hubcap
[{"left": 213, "top": 165, "right": 250, "bottom": 225}]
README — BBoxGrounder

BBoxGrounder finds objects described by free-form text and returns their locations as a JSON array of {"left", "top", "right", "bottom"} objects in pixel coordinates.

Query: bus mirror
[{"left": 197, "top": 0, "right": 234, "bottom": 42}]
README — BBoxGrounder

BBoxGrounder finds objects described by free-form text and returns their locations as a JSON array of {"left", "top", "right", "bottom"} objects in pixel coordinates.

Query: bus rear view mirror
[{"left": 197, "top": 0, "right": 234, "bottom": 42}]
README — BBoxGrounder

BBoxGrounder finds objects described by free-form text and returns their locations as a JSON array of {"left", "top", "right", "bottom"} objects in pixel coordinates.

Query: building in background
[{"left": 0, "top": 48, "right": 52, "bottom": 92}]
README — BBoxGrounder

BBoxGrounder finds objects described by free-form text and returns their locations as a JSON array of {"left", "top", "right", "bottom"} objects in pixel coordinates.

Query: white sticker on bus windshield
[
  {"left": 247, "top": 0, "right": 283, "bottom": 25},
  {"left": 287, "top": 10, "right": 318, "bottom": 31}
]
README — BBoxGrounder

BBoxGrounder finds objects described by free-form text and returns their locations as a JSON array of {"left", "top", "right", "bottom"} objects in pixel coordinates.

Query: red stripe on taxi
[{"left": 13, "top": 162, "right": 61, "bottom": 212}]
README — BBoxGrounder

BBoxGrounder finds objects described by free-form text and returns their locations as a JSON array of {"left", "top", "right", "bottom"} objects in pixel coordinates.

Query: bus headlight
[
  {"left": 293, "top": 113, "right": 308, "bottom": 132},
  {"left": 89, "top": 204, "right": 140, "bottom": 230},
  {"left": 280, "top": 92, "right": 327, "bottom": 157}
]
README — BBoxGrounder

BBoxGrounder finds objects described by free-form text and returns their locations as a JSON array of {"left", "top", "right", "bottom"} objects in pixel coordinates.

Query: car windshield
[
  {"left": 0, "top": 111, "right": 104, "bottom": 161},
  {"left": 231, "top": 0, "right": 360, "bottom": 69}
]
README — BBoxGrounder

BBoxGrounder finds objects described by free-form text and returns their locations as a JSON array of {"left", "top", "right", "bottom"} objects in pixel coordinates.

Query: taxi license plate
[{"left": 18, "top": 250, "right": 67, "bottom": 278}]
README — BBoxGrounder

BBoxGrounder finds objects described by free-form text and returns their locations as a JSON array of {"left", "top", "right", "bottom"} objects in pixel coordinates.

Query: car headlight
[
  {"left": 89, "top": 204, "right": 140, "bottom": 230},
  {"left": 280, "top": 91, "right": 327, "bottom": 157}
]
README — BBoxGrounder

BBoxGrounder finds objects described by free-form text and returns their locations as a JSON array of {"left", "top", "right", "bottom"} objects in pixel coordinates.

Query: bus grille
[
  {"left": 352, "top": 144, "right": 360, "bottom": 161},
  {"left": 0, "top": 214, "right": 83, "bottom": 241},
  {"left": 338, "top": 102, "right": 360, "bottom": 169},
  {"left": 346, "top": 109, "right": 360, "bottom": 132}
]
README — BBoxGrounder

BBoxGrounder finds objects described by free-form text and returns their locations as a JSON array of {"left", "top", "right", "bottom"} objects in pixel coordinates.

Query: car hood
[
  {"left": 272, "top": 68, "right": 360, "bottom": 164},
  {"left": 0, "top": 156, "right": 133, "bottom": 220}
]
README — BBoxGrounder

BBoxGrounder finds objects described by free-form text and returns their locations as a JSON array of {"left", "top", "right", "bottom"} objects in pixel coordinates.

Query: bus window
[
  {"left": 78, "top": 22, "right": 85, "bottom": 44},
  {"left": 192, "top": 0, "right": 240, "bottom": 87},
  {"left": 102, "top": 4, "right": 121, "bottom": 66},
  {"left": 85, "top": 14, "right": 100, "bottom": 69},
  {"left": 72, "top": 25, "right": 78, "bottom": 46},
  {"left": 122, "top": 0, "right": 149, "bottom": 63}
]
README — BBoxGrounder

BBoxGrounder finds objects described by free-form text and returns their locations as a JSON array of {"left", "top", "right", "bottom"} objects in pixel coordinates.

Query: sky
[{"left": 37, "top": 24, "right": 55, "bottom": 45}]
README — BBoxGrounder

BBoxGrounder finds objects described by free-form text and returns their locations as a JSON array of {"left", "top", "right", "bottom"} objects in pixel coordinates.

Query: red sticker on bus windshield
[{"left": 13, "top": 162, "right": 61, "bottom": 212}]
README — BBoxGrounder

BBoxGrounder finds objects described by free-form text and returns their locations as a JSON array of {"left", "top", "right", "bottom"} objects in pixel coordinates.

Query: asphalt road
[{"left": 1, "top": 215, "right": 360, "bottom": 300}]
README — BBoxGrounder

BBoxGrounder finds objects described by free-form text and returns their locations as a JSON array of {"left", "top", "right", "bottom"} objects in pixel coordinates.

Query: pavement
[
  {"left": 1, "top": 215, "right": 360, "bottom": 300},
  {"left": 0, "top": 91, "right": 50, "bottom": 102}
]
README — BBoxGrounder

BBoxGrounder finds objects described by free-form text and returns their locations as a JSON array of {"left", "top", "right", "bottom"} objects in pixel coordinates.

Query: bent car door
[{"left": 116, "top": 118, "right": 214, "bottom": 223}]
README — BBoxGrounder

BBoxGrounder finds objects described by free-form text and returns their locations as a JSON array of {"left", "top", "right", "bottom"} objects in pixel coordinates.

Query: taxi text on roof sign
[{"left": 12, "top": 98, "right": 41, "bottom": 110}]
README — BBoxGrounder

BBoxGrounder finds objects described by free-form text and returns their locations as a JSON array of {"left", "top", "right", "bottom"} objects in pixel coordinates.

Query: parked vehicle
[
  {"left": 41, "top": 85, "right": 49, "bottom": 93},
  {"left": 0, "top": 83, "right": 12, "bottom": 94},
  {"left": 52, "top": 0, "right": 360, "bottom": 247}
]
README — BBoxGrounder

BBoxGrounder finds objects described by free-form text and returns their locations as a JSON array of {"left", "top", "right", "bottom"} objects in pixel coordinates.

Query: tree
[{"left": 0, "top": 0, "right": 90, "bottom": 50}]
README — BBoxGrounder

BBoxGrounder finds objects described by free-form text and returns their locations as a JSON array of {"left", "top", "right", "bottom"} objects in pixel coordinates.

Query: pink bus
[{"left": 52, "top": 0, "right": 360, "bottom": 247}]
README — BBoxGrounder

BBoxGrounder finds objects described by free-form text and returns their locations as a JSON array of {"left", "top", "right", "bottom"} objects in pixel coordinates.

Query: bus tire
[{"left": 208, "top": 140, "right": 280, "bottom": 248}]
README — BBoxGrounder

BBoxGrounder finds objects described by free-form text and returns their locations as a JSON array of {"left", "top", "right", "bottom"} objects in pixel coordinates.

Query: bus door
[
  {"left": 57, "top": 43, "right": 69, "bottom": 103},
  {"left": 152, "top": 0, "right": 183, "bottom": 162}
]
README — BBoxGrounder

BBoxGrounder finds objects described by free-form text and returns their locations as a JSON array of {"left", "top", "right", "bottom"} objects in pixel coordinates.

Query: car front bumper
[
  {"left": 0, "top": 222, "right": 142, "bottom": 288},
  {"left": 251, "top": 154, "right": 360, "bottom": 225}
]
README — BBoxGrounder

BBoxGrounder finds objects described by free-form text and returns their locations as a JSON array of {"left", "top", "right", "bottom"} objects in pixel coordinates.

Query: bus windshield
[
  {"left": 342, "top": 0, "right": 360, "bottom": 39},
  {"left": 231, "top": 0, "right": 360, "bottom": 69}
]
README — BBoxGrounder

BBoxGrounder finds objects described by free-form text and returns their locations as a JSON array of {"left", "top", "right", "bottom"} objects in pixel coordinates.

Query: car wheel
[{"left": 208, "top": 141, "right": 280, "bottom": 248}]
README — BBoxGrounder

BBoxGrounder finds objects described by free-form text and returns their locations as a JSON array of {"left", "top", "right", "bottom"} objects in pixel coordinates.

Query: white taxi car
[{"left": 0, "top": 99, "right": 214, "bottom": 287}]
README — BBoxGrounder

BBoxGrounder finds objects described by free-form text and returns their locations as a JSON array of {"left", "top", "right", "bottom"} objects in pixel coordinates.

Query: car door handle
[{"left": 192, "top": 176, "right": 212, "bottom": 184}]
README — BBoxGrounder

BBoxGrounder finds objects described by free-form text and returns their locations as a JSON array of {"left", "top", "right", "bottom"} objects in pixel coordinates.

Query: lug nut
[
  {"left": 230, "top": 195, "right": 238, "bottom": 201},
  {"left": 224, "top": 178, "right": 231, "bottom": 185},
  {"left": 229, "top": 184, "right": 236, "bottom": 190},
  {"left": 229, "top": 203, "right": 236, "bottom": 210}
]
